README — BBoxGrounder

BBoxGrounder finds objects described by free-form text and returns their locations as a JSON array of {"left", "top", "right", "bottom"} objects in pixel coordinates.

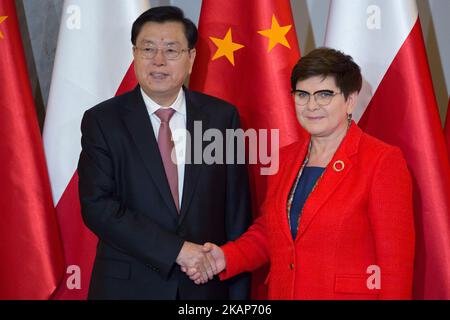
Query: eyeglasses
[
  {"left": 292, "top": 89, "right": 342, "bottom": 106},
  {"left": 134, "top": 45, "right": 191, "bottom": 60}
]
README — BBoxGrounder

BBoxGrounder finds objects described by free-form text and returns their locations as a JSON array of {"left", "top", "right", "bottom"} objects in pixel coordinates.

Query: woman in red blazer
[{"left": 186, "top": 48, "right": 415, "bottom": 300}]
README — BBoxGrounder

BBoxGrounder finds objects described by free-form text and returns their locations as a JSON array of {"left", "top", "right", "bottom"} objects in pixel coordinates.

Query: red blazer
[{"left": 221, "top": 123, "right": 415, "bottom": 299}]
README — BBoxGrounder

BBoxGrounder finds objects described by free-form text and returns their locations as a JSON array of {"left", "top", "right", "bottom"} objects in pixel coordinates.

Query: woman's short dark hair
[
  {"left": 291, "top": 47, "right": 362, "bottom": 99},
  {"left": 131, "top": 6, "right": 198, "bottom": 49}
]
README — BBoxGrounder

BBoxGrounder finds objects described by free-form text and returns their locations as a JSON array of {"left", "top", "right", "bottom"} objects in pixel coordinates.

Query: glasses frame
[
  {"left": 292, "top": 89, "right": 342, "bottom": 106},
  {"left": 134, "top": 45, "right": 191, "bottom": 60}
]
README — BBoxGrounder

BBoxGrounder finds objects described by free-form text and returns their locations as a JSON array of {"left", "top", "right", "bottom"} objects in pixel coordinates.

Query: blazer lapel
[
  {"left": 296, "top": 123, "right": 362, "bottom": 240},
  {"left": 121, "top": 86, "right": 178, "bottom": 215},
  {"left": 178, "top": 89, "right": 208, "bottom": 224}
]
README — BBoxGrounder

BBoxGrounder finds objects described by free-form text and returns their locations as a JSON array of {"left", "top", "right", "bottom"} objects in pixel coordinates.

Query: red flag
[
  {"left": 0, "top": 0, "right": 64, "bottom": 299},
  {"left": 325, "top": 0, "right": 450, "bottom": 299},
  {"left": 190, "top": 0, "right": 303, "bottom": 298}
]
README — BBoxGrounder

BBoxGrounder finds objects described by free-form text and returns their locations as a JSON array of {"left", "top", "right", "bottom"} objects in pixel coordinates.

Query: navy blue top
[{"left": 289, "top": 167, "right": 325, "bottom": 239}]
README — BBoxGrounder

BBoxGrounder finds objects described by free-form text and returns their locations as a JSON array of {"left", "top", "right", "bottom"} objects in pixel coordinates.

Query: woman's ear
[{"left": 345, "top": 92, "right": 358, "bottom": 115}]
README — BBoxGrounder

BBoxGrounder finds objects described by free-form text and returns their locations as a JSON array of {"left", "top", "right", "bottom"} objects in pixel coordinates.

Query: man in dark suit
[{"left": 77, "top": 6, "right": 251, "bottom": 299}]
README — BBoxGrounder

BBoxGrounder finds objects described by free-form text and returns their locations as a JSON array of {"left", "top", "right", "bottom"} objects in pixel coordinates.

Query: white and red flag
[
  {"left": 43, "top": 0, "right": 150, "bottom": 299},
  {"left": 325, "top": 0, "right": 450, "bottom": 299}
]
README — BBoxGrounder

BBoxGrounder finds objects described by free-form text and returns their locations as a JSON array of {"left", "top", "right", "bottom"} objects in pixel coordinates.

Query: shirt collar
[{"left": 140, "top": 87, "right": 186, "bottom": 116}]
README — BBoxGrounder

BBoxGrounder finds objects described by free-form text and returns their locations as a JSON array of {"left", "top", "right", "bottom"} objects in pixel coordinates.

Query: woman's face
[{"left": 294, "top": 75, "right": 357, "bottom": 139}]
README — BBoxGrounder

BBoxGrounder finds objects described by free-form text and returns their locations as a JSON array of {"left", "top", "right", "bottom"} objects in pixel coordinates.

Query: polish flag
[
  {"left": 43, "top": 0, "right": 150, "bottom": 299},
  {"left": 325, "top": 0, "right": 450, "bottom": 299}
]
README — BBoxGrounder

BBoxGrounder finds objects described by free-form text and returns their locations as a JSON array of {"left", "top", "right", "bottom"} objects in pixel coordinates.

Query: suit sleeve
[
  {"left": 77, "top": 110, "right": 184, "bottom": 279},
  {"left": 222, "top": 108, "right": 252, "bottom": 299},
  {"left": 368, "top": 147, "right": 415, "bottom": 299}
]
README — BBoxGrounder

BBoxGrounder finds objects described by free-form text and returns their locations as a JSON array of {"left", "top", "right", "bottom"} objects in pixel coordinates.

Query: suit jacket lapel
[
  {"left": 296, "top": 123, "right": 362, "bottom": 240},
  {"left": 178, "top": 89, "right": 208, "bottom": 224},
  {"left": 121, "top": 86, "right": 178, "bottom": 215}
]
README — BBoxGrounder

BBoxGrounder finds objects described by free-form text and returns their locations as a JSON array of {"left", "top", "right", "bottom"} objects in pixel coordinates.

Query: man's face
[{"left": 133, "top": 21, "right": 196, "bottom": 106}]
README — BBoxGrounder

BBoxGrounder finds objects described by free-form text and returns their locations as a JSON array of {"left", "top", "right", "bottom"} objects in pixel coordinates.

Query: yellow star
[
  {"left": 209, "top": 28, "right": 245, "bottom": 66},
  {"left": 0, "top": 16, "right": 7, "bottom": 39},
  {"left": 257, "top": 15, "right": 292, "bottom": 52}
]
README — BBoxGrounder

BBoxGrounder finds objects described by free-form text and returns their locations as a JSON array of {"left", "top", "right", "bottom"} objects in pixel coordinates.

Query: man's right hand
[{"left": 176, "top": 241, "right": 217, "bottom": 284}]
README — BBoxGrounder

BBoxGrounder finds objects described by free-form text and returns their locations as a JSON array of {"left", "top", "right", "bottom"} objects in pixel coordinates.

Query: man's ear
[{"left": 188, "top": 49, "right": 197, "bottom": 74}]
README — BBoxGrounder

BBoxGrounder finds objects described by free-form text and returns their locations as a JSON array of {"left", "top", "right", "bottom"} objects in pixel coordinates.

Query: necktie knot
[{"left": 155, "top": 108, "right": 176, "bottom": 123}]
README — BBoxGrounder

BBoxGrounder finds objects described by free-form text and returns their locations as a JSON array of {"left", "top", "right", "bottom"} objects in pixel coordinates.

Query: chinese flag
[
  {"left": 190, "top": 0, "right": 303, "bottom": 299},
  {"left": 0, "top": 0, "right": 64, "bottom": 299},
  {"left": 325, "top": 0, "right": 450, "bottom": 299}
]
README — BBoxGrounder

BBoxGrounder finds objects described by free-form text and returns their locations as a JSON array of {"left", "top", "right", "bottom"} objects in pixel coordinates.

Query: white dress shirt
[{"left": 141, "top": 88, "right": 187, "bottom": 208}]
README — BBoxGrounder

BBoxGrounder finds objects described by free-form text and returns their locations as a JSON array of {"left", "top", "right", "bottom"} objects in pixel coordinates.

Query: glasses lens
[
  {"left": 164, "top": 48, "right": 181, "bottom": 59},
  {"left": 294, "top": 91, "right": 310, "bottom": 105},
  {"left": 140, "top": 47, "right": 158, "bottom": 59},
  {"left": 315, "top": 92, "right": 334, "bottom": 106}
]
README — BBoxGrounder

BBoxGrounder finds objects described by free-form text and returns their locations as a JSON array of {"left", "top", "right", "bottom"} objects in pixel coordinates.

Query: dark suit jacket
[{"left": 78, "top": 86, "right": 251, "bottom": 299}]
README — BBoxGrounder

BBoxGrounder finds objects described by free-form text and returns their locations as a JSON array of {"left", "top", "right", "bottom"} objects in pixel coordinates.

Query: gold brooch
[{"left": 333, "top": 160, "right": 345, "bottom": 172}]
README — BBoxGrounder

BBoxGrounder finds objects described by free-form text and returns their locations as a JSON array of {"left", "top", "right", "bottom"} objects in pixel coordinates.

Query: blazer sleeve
[
  {"left": 77, "top": 109, "right": 185, "bottom": 280},
  {"left": 368, "top": 147, "right": 415, "bottom": 299},
  {"left": 223, "top": 108, "right": 253, "bottom": 299},
  {"left": 220, "top": 212, "right": 270, "bottom": 280}
]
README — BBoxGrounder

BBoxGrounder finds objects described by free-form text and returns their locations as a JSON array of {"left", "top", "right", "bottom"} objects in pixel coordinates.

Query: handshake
[{"left": 176, "top": 241, "right": 226, "bottom": 285}]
